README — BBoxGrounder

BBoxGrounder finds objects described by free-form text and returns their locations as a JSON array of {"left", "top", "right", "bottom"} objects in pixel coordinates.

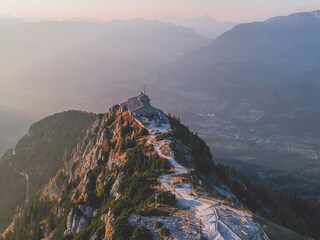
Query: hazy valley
[
  {"left": 149, "top": 10, "right": 320, "bottom": 201},
  {"left": 1, "top": 10, "right": 320, "bottom": 202},
  {"left": 0, "top": 8, "right": 320, "bottom": 240}
]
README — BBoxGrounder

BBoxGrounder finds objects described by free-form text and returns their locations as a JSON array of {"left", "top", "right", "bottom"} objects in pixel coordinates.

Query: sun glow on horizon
[{"left": 0, "top": 0, "right": 319, "bottom": 23}]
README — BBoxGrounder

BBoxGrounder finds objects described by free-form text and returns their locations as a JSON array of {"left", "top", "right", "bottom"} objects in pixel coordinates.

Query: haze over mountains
[
  {"left": 149, "top": 10, "right": 320, "bottom": 199},
  {"left": 1, "top": 10, "right": 320, "bottom": 201},
  {"left": 0, "top": 18, "right": 212, "bottom": 152},
  {"left": 164, "top": 15, "right": 236, "bottom": 39},
  {"left": 152, "top": 10, "right": 320, "bottom": 127},
  {"left": 156, "top": 10, "right": 320, "bottom": 88},
  {"left": 0, "top": 18, "right": 210, "bottom": 115},
  {"left": 0, "top": 107, "right": 32, "bottom": 155}
]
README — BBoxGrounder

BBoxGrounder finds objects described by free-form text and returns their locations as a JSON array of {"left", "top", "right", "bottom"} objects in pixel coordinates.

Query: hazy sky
[{"left": 0, "top": 0, "right": 319, "bottom": 22}]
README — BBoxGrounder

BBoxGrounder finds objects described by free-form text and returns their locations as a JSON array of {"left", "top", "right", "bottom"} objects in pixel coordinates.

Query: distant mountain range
[
  {"left": 0, "top": 18, "right": 210, "bottom": 116},
  {"left": 148, "top": 10, "right": 320, "bottom": 196},
  {"left": 153, "top": 10, "right": 320, "bottom": 133},
  {"left": 0, "top": 18, "right": 212, "bottom": 154},
  {"left": 1, "top": 10, "right": 320, "bottom": 205},
  {"left": 164, "top": 15, "right": 236, "bottom": 39},
  {"left": 1, "top": 10, "right": 320, "bottom": 239}
]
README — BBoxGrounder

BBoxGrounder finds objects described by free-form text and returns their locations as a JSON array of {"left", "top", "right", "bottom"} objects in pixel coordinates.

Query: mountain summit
[
  {"left": 0, "top": 95, "right": 314, "bottom": 239},
  {"left": 267, "top": 10, "right": 320, "bottom": 24}
]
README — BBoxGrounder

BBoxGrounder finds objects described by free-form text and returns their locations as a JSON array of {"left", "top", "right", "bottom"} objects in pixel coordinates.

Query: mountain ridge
[
  {"left": 266, "top": 10, "right": 320, "bottom": 24},
  {"left": 164, "top": 15, "right": 236, "bottom": 39},
  {"left": 0, "top": 100, "right": 317, "bottom": 239}
]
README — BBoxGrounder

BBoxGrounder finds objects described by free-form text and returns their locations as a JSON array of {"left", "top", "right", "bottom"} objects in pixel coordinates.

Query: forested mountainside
[
  {"left": 0, "top": 111, "right": 96, "bottom": 230},
  {"left": 1, "top": 105, "right": 318, "bottom": 239}
]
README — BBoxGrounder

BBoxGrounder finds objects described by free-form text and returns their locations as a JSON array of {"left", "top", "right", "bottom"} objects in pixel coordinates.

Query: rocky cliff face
[
  {"left": 40, "top": 105, "right": 151, "bottom": 239},
  {"left": 1, "top": 105, "right": 311, "bottom": 240}
]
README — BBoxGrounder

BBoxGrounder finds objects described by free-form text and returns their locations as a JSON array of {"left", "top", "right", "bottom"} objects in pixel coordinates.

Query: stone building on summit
[{"left": 120, "top": 93, "right": 169, "bottom": 128}]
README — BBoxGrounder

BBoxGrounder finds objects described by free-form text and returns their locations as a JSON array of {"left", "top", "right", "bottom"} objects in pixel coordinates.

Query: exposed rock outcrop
[{"left": 66, "top": 205, "right": 94, "bottom": 235}]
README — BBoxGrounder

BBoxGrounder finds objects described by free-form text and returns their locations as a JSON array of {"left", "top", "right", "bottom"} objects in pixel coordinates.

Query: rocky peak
[{"left": 2, "top": 104, "right": 310, "bottom": 240}]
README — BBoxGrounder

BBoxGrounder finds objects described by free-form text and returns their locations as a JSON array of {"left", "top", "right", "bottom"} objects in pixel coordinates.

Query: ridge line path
[{"left": 147, "top": 125, "right": 269, "bottom": 240}]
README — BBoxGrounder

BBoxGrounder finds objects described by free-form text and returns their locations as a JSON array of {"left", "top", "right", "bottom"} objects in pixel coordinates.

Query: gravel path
[{"left": 148, "top": 127, "right": 269, "bottom": 240}]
